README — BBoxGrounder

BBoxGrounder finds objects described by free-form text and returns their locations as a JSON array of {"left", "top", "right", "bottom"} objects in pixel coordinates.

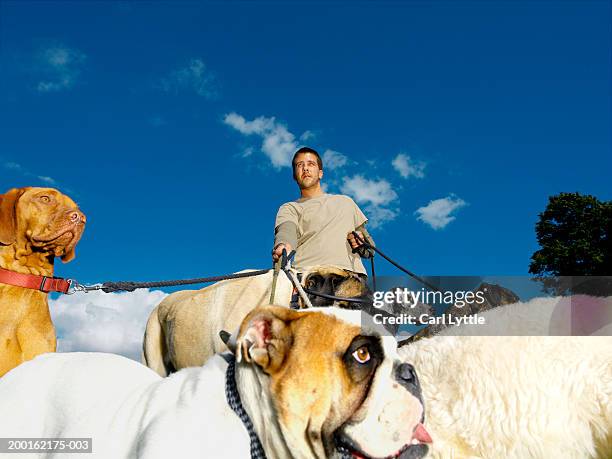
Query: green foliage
[{"left": 529, "top": 192, "right": 611, "bottom": 295}]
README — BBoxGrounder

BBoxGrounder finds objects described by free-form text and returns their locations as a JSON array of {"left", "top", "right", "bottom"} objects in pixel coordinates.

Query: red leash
[{"left": 0, "top": 267, "right": 72, "bottom": 294}]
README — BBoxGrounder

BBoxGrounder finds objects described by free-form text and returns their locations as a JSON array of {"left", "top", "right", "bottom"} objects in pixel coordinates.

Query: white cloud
[
  {"left": 36, "top": 45, "right": 86, "bottom": 93},
  {"left": 300, "top": 130, "right": 315, "bottom": 141},
  {"left": 223, "top": 112, "right": 300, "bottom": 169},
  {"left": 4, "top": 162, "right": 22, "bottom": 170},
  {"left": 341, "top": 175, "right": 398, "bottom": 206},
  {"left": 392, "top": 153, "right": 426, "bottom": 179},
  {"left": 363, "top": 205, "right": 399, "bottom": 228},
  {"left": 4, "top": 161, "right": 59, "bottom": 186},
  {"left": 415, "top": 194, "right": 467, "bottom": 230},
  {"left": 159, "top": 58, "right": 216, "bottom": 98},
  {"left": 322, "top": 149, "right": 348, "bottom": 171},
  {"left": 37, "top": 175, "right": 56, "bottom": 184},
  {"left": 50, "top": 289, "right": 167, "bottom": 361},
  {"left": 340, "top": 175, "right": 399, "bottom": 228}
]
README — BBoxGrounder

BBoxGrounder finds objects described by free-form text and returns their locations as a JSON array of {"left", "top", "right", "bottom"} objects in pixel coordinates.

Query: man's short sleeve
[
  {"left": 350, "top": 198, "right": 368, "bottom": 228},
  {"left": 275, "top": 203, "right": 299, "bottom": 229}
]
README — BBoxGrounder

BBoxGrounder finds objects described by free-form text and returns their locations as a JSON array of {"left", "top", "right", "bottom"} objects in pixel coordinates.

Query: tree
[{"left": 529, "top": 192, "right": 611, "bottom": 295}]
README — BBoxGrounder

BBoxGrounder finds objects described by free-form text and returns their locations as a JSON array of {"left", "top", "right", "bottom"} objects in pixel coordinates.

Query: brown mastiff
[{"left": 0, "top": 187, "right": 85, "bottom": 376}]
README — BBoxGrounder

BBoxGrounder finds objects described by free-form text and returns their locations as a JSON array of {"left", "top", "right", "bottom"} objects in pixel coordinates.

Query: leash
[
  {"left": 351, "top": 231, "right": 442, "bottom": 293},
  {"left": 225, "top": 357, "right": 267, "bottom": 459},
  {"left": 68, "top": 269, "right": 271, "bottom": 294},
  {"left": 302, "top": 287, "right": 371, "bottom": 304},
  {"left": 269, "top": 249, "right": 295, "bottom": 304},
  {"left": 285, "top": 269, "right": 314, "bottom": 309}
]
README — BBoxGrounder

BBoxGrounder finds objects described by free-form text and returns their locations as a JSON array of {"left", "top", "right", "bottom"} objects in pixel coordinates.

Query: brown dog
[{"left": 0, "top": 187, "right": 85, "bottom": 376}]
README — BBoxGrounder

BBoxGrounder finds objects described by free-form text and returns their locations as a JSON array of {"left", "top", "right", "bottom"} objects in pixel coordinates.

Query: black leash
[
  {"left": 69, "top": 269, "right": 271, "bottom": 294},
  {"left": 225, "top": 357, "right": 267, "bottom": 459},
  {"left": 302, "top": 288, "right": 372, "bottom": 304},
  {"left": 351, "top": 231, "right": 442, "bottom": 293}
]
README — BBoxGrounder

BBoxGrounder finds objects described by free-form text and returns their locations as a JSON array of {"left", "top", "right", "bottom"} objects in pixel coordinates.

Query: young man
[{"left": 272, "top": 147, "right": 374, "bottom": 276}]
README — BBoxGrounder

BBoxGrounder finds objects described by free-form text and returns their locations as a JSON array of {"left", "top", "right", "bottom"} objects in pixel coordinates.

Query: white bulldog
[{"left": 0, "top": 306, "right": 432, "bottom": 459}]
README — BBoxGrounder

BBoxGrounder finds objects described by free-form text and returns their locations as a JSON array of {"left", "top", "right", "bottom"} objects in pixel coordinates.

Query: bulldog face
[
  {"left": 0, "top": 187, "right": 86, "bottom": 262},
  {"left": 233, "top": 305, "right": 432, "bottom": 459}
]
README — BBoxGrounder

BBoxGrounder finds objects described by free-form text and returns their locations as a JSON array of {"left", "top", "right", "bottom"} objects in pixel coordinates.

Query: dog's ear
[
  {"left": 0, "top": 188, "right": 26, "bottom": 246},
  {"left": 220, "top": 329, "right": 238, "bottom": 354},
  {"left": 60, "top": 242, "right": 78, "bottom": 263},
  {"left": 235, "top": 306, "right": 300, "bottom": 374}
]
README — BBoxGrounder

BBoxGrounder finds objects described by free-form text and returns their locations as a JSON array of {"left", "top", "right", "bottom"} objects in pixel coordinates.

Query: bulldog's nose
[
  {"left": 396, "top": 363, "right": 422, "bottom": 395},
  {"left": 397, "top": 363, "right": 417, "bottom": 385}
]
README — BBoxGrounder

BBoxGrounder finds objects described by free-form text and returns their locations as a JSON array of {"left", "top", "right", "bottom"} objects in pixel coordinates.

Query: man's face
[{"left": 293, "top": 153, "right": 323, "bottom": 189}]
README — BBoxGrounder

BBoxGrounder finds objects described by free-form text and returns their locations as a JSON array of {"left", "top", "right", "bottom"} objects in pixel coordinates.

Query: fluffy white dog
[{"left": 399, "top": 296, "right": 612, "bottom": 458}]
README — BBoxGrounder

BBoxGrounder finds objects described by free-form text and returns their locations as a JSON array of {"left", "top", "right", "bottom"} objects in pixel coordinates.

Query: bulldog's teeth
[{"left": 411, "top": 438, "right": 419, "bottom": 445}]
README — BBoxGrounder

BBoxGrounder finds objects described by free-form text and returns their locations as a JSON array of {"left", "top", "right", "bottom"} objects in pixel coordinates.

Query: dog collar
[
  {"left": 0, "top": 267, "right": 72, "bottom": 294},
  {"left": 225, "top": 357, "right": 267, "bottom": 459}
]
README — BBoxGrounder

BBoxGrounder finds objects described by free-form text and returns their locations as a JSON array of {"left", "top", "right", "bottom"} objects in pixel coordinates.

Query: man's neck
[{"left": 300, "top": 185, "right": 324, "bottom": 199}]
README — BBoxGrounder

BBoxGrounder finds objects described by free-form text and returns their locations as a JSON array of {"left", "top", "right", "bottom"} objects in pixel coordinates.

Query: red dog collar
[{"left": 0, "top": 267, "right": 72, "bottom": 294}]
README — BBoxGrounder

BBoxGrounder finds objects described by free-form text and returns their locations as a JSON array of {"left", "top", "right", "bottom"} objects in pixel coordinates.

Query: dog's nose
[
  {"left": 397, "top": 363, "right": 417, "bottom": 385},
  {"left": 69, "top": 211, "right": 85, "bottom": 224}
]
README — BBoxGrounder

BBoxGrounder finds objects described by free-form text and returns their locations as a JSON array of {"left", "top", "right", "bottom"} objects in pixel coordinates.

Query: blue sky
[{"left": 1, "top": 0, "right": 610, "bottom": 289}]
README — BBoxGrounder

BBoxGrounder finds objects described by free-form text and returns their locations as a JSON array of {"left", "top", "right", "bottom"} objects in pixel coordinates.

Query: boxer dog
[{"left": 0, "top": 306, "right": 432, "bottom": 459}]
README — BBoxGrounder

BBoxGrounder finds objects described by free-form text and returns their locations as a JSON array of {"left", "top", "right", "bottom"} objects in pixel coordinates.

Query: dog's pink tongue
[{"left": 413, "top": 423, "right": 433, "bottom": 444}]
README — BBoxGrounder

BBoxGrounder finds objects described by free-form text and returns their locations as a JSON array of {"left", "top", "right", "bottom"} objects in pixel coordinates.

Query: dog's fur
[
  {"left": 0, "top": 187, "right": 85, "bottom": 376},
  {"left": 399, "top": 296, "right": 612, "bottom": 458},
  {"left": 0, "top": 306, "right": 431, "bottom": 459},
  {"left": 143, "top": 265, "right": 369, "bottom": 376}
]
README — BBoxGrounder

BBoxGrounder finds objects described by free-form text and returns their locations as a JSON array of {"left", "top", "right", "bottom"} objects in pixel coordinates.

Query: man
[{"left": 272, "top": 147, "right": 374, "bottom": 277}]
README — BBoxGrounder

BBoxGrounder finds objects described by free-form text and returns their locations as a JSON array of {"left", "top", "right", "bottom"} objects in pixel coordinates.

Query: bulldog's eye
[
  {"left": 352, "top": 346, "right": 370, "bottom": 364},
  {"left": 39, "top": 195, "right": 51, "bottom": 203}
]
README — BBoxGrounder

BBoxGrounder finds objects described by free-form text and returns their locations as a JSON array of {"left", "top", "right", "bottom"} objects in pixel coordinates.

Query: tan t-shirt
[{"left": 274, "top": 194, "right": 368, "bottom": 274}]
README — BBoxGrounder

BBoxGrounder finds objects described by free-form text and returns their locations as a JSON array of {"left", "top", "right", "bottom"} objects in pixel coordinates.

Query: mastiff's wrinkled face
[
  {"left": 233, "top": 305, "right": 432, "bottom": 459},
  {"left": 0, "top": 187, "right": 86, "bottom": 263}
]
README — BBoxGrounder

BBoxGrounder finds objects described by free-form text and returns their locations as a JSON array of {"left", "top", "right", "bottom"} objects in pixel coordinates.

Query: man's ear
[
  {"left": 235, "top": 306, "right": 300, "bottom": 374},
  {"left": 0, "top": 188, "right": 26, "bottom": 246}
]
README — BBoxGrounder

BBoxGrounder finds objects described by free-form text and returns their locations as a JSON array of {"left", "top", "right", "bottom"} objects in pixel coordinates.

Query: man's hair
[{"left": 292, "top": 147, "right": 323, "bottom": 178}]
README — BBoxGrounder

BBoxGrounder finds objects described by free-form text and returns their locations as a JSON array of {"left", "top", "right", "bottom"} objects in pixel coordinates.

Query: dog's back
[{"left": 0, "top": 352, "right": 249, "bottom": 459}]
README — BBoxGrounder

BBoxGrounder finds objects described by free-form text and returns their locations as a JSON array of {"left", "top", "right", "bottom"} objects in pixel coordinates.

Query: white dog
[
  {"left": 0, "top": 306, "right": 432, "bottom": 459},
  {"left": 399, "top": 296, "right": 612, "bottom": 458}
]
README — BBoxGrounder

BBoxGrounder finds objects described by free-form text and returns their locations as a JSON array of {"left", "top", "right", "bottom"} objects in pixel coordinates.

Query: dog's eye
[
  {"left": 39, "top": 196, "right": 51, "bottom": 203},
  {"left": 306, "top": 275, "right": 321, "bottom": 290},
  {"left": 352, "top": 346, "right": 370, "bottom": 364}
]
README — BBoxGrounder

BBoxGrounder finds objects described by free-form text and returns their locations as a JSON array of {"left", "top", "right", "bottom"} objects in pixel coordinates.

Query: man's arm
[{"left": 272, "top": 221, "right": 298, "bottom": 262}]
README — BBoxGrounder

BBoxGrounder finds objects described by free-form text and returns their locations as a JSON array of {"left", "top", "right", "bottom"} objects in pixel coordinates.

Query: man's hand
[
  {"left": 347, "top": 231, "right": 365, "bottom": 251},
  {"left": 272, "top": 243, "right": 293, "bottom": 262}
]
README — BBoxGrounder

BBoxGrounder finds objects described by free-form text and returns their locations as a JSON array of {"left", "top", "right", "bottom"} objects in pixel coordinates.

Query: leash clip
[
  {"left": 66, "top": 280, "right": 102, "bottom": 294},
  {"left": 65, "top": 279, "right": 85, "bottom": 295}
]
